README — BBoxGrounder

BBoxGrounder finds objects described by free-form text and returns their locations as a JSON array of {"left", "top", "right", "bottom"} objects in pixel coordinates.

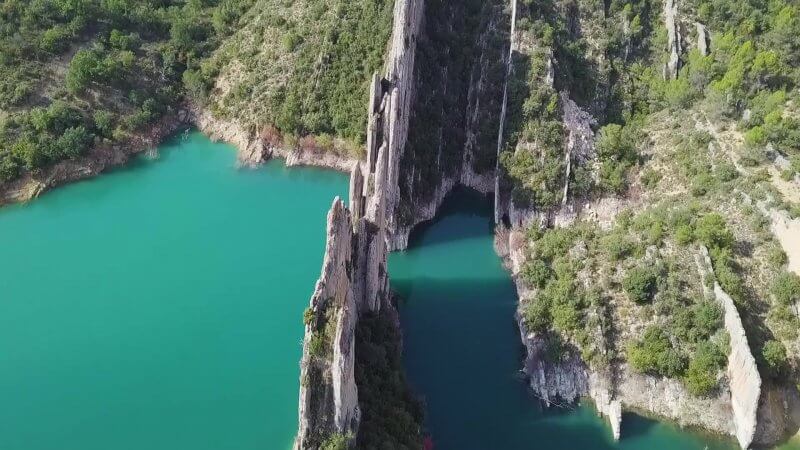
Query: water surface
[{"left": 0, "top": 131, "right": 347, "bottom": 450}]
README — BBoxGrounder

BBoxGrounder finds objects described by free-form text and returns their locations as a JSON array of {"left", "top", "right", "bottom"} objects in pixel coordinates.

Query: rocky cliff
[
  {"left": 294, "top": 1, "right": 422, "bottom": 447},
  {"left": 383, "top": 0, "right": 511, "bottom": 250}
]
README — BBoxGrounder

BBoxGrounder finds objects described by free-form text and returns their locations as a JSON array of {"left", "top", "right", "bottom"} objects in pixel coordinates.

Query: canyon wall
[{"left": 384, "top": 0, "right": 511, "bottom": 250}]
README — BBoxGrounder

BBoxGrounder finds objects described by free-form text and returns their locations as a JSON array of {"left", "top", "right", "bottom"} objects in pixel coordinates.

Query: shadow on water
[{"left": 405, "top": 187, "right": 496, "bottom": 250}]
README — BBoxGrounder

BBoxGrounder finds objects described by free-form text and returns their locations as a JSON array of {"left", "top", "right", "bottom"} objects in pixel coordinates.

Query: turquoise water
[
  {"left": 0, "top": 132, "right": 795, "bottom": 450},
  {"left": 389, "top": 189, "right": 753, "bottom": 450},
  {"left": 0, "top": 131, "right": 347, "bottom": 450}
]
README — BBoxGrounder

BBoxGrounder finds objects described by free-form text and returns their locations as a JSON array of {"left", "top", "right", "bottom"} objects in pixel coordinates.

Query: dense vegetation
[
  {"left": 354, "top": 311, "right": 424, "bottom": 450},
  {"left": 203, "top": 0, "right": 394, "bottom": 156},
  {"left": 0, "top": 0, "right": 255, "bottom": 182},
  {"left": 501, "top": 0, "right": 800, "bottom": 211},
  {"left": 520, "top": 203, "right": 740, "bottom": 396}
]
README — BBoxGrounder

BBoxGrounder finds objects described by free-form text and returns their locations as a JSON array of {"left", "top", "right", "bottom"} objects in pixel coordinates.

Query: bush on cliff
[
  {"left": 771, "top": 273, "right": 800, "bottom": 305},
  {"left": 623, "top": 266, "right": 660, "bottom": 304},
  {"left": 684, "top": 342, "right": 726, "bottom": 396},
  {"left": 762, "top": 339, "right": 789, "bottom": 377},
  {"left": 627, "top": 326, "right": 687, "bottom": 377}
]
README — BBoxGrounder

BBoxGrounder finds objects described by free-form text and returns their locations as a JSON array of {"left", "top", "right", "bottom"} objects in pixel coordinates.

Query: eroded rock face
[
  {"left": 560, "top": 93, "right": 597, "bottom": 207},
  {"left": 516, "top": 312, "right": 622, "bottom": 439},
  {"left": 696, "top": 22, "right": 709, "bottom": 56},
  {"left": 385, "top": 0, "right": 510, "bottom": 250},
  {"left": 294, "top": 160, "right": 392, "bottom": 450},
  {"left": 663, "top": 0, "right": 682, "bottom": 80},
  {"left": 294, "top": 2, "right": 421, "bottom": 447}
]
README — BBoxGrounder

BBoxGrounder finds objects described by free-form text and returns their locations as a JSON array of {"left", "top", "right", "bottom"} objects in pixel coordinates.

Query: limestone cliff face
[
  {"left": 501, "top": 229, "right": 765, "bottom": 446},
  {"left": 294, "top": 1, "right": 420, "bottom": 447},
  {"left": 663, "top": 0, "right": 682, "bottom": 80},
  {"left": 382, "top": 0, "right": 511, "bottom": 250},
  {"left": 294, "top": 148, "right": 393, "bottom": 450}
]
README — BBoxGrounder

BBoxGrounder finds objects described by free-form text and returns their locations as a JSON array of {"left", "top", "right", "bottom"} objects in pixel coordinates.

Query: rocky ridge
[{"left": 294, "top": 0, "right": 422, "bottom": 447}]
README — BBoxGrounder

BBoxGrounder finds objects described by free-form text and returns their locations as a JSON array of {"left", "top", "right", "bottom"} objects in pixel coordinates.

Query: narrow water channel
[{"left": 389, "top": 188, "right": 744, "bottom": 450}]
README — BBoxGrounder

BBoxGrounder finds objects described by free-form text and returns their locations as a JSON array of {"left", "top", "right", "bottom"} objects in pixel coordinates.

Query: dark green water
[
  {"left": 0, "top": 133, "right": 795, "bottom": 450},
  {"left": 0, "top": 131, "right": 347, "bottom": 450}
]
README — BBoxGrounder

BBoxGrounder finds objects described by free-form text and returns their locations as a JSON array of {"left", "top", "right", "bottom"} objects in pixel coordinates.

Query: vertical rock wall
[
  {"left": 663, "top": 0, "right": 682, "bottom": 80},
  {"left": 386, "top": 0, "right": 511, "bottom": 250},
  {"left": 294, "top": 1, "right": 422, "bottom": 447},
  {"left": 695, "top": 247, "right": 762, "bottom": 449}
]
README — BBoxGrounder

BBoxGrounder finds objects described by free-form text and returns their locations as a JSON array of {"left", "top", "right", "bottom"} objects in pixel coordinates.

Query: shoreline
[{"left": 0, "top": 106, "right": 356, "bottom": 208}]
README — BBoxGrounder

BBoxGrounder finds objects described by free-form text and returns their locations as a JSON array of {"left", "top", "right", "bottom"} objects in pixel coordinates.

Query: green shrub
[
  {"left": 691, "top": 173, "right": 715, "bottom": 196},
  {"left": 684, "top": 342, "right": 726, "bottom": 396},
  {"left": 623, "top": 266, "right": 660, "bottom": 304},
  {"left": 309, "top": 333, "right": 327, "bottom": 358},
  {"left": 628, "top": 326, "right": 686, "bottom": 377},
  {"left": 303, "top": 307, "right": 314, "bottom": 326},
  {"left": 522, "top": 259, "right": 552, "bottom": 288},
  {"left": 640, "top": 168, "right": 662, "bottom": 189},
  {"left": 674, "top": 224, "right": 694, "bottom": 245},
  {"left": 596, "top": 124, "right": 639, "bottom": 195},
  {"left": 320, "top": 433, "right": 349, "bottom": 450},
  {"left": 715, "top": 162, "right": 739, "bottom": 182},
  {"left": 771, "top": 273, "right": 800, "bottom": 305},
  {"left": 762, "top": 339, "right": 788, "bottom": 376},
  {"left": 602, "top": 232, "right": 634, "bottom": 261},
  {"left": 523, "top": 299, "right": 552, "bottom": 334},
  {"left": 695, "top": 214, "right": 734, "bottom": 250}
]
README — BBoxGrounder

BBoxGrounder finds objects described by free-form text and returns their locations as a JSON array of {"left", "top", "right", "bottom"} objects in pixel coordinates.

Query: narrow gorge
[{"left": 292, "top": 0, "right": 800, "bottom": 448}]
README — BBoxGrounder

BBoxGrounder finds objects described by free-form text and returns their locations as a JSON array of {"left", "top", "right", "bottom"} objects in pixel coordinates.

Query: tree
[
  {"left": 56, "top": 126, "right": 94, "bottom": 158},
  {"left": 66, "top": 49, "right": 104, "bottom": 93},
  {"left": 684, "top": 342, "right": 726, "bottom": 396},
  {"left": 596, "top": 124, "right": 639, "bottom": 194},
  {"left": 771, "top": 273, "right": 800, "bottom": 305},
  {"left": 628, "top": 326, "right": 686, "bottom": 377}
]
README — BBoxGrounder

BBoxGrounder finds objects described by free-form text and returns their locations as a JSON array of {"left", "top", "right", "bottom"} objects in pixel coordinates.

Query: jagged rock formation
[
  {"left": 696, "top": 22, "right": 709, "bottom": 56},
  {"left": 663, "top": 0, "right": 682, "bottom": 79},
  {"left": 294, "top": 1, "right": 420, "bottom": 447},
  {"left": 560, "top": 93, "right": 597, "bottom": 208},
  {"left": 294, "top": 143, "right": 393, "bottom": 450},
  {"left": 517, "top": 314, "right": 622, "bottom": 439},
  {"left": 694, "top": 247, "right": 762, "bottom": 448}
]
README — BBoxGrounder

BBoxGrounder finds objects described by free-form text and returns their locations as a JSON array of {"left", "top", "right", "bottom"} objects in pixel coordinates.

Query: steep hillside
[
  {"left": 0, "top": 0, "right": 254, "bottom": 191},
  {"left": 494, "top": 0, "right": 800, "bottom": 447}
]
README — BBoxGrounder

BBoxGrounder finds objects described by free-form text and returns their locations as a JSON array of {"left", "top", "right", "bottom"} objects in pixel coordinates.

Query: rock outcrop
[
  {"left": 294, "top": 1, "right": 421, "bottom": 447},
  {"left": 516, "top": 314, "right": 623, "bottom": 439},
  {"left": 696, "top": 22, "right": 709, "bottom": 56},
  {"left": 696, "top": 247, "right": 763, "bottom": 449},
  {"left": 384, "top": 0, "right": 509, "bottom": 250},
  {"left": 663, "top": 0, "right": 682, "bottom": 80}
]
